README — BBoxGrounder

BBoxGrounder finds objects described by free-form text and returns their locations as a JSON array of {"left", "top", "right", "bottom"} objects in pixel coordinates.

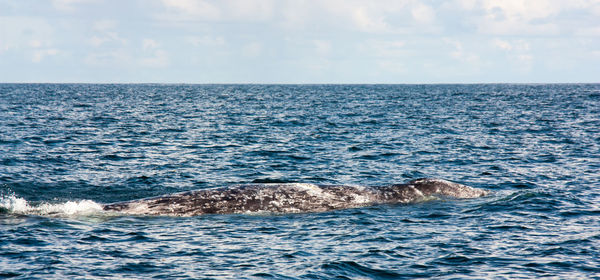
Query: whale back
[
  {"left": 408, "top": 178, "right": 488, "bottom": 199},
  {"left": 103, "top": 183, "right": 377, "bottom": 216},
  {"left": 103, "top": 178, "right": 488, "bottom": 216}
]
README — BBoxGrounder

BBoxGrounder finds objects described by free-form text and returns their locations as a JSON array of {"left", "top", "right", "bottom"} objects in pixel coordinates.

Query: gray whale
[{"left": 103, "top": 178, "right": 488, "bottom": 216}]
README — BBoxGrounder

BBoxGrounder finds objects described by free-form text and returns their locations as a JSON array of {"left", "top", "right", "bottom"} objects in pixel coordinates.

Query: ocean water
[{"left": 1, "top": 84, "right": 599, "bottom": 279}]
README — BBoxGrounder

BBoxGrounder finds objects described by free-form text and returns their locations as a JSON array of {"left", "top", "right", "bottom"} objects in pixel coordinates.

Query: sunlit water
[{"left": 1, "top": 84, "right": 599, "bottom": 279}]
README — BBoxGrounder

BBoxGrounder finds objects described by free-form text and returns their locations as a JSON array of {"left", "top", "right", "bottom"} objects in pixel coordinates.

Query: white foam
[
  {"left": 0, "top": 194, "right": 103, "bottom": 217},
  {"left": 38, "top": 200, "right": 103, "bottom": 216},
  {"left": 0, "top": 194, "right": 31, "bottom": 213}
]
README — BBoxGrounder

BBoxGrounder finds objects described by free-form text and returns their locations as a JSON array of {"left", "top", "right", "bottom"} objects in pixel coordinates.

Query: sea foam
[{"left": 0, "top": 194, "right": 103, "bottom": 217}]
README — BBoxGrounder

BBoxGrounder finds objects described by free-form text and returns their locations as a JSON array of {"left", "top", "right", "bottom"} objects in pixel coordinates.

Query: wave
[{"left": 0, "top": 194, "right": 103, "bottom": 217}]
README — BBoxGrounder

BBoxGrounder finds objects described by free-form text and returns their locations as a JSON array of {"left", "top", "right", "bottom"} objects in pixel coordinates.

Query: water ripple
[{"left": 1, "top": 84, "right": 599, "bottom": 279}]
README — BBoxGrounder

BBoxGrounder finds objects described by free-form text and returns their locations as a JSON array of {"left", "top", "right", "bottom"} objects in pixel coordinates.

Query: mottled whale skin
[{"left": 103, "top": 178, "right": 488, "bottom": 216}]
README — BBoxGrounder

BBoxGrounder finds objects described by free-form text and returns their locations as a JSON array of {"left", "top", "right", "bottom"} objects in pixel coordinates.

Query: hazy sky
[{"left": 1, "top": 0, "right": 599, "bottom": 83}]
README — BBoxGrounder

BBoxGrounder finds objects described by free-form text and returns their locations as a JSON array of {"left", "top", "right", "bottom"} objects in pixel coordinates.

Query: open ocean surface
[{"left": 1, "top": 84, "right": 599, "bottom": 279}]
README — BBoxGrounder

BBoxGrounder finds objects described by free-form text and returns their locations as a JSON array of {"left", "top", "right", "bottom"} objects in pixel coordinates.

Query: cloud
[
  {"left": 242, "top": 42, "right": 262, "bottom": 58},
  {"left": 139, "top": 50, "right": 169, "bottom": 67},
  {"left": 156, "top": 0, "right": 444, "bottom": 34},
  {"left": 142, "top": 39, "right": 159, "bottom": 51},
  {"left": 456, "top": 0, "right": 600, "bottom": 35},
  {"left": 160, "top": 0, "right": 221, "bottom": 20},
  {"left": 313, "top": 40, "right": 332, "bottom": 56},
  {"left": 359, "top": 40, "right": 406, "bottom": 58},
  {"left": 225, "top": 0, "right": 274, "bottom": 21},
  {"left": 444, "top": 38, "right": 481, "bottom": 65},
  {"left": 84, "top": 50, "right": 131, "bottom": 66},
  {"left": 152, "top": 0, "right": 598, "bottom": 36},
  {"left": 93, "top": 19, "right": 118, "bottom": 31},
  {"left": 159, "top": 0, "right": 274, "bottom": 22},
  {"left": 139, "top": 39, "right": 170, "bottom": 67},
  {"left": 0, "top": 16, "right": 54, "bottom": 50},
  {"left": 0, "top": 16, "right": 58, "bottom": 62},
  {"left": 3, "top": 0, "right": 600, "bottom": 82},
  {"left": 52, "top": 0, "right": 97, "bottom": 12},
  {"left": 492, "top": 39, "right": 529, "bottom": 51},
  {"left": 186, "top": 35, "right": 226, "bottom": 47},
  {"left": 377, "top": 60, "right": 406, "bottom": 74},
  {"left": 32, "top": 49, "right": 59, "bottom": 63},
  {"left": 491, "top": 38, "right": 533, "bottom": 72},
  {"left": 411, "top": 3, "right": 435, "bottom": 24},
  {"left": 285, "top": 1, "right": 445, "bottom": 34},
  {"left": 492, "top": 39, "right": 512, "bottom": 51},
  {"left": 351, "top": 6, "right": 391, "bottom": 33},
  {"left": 517, "top": 54, "right": 533, "bottom": 63},
  {"left": 315, "top": 1, "right": 412, "bottom": 33},
  {"left": 576, "top": 26, "right": 600, "bottom": 36},
  {"left": 481, "top": 0, "right": 560, "bottom": 20},
  {"left": 88, "top": 20, "right": 127, "bottom": 47}
]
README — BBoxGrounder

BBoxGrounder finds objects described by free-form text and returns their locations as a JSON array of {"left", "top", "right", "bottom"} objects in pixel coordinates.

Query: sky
[{"left": 0, "top": 0, "right": 599, "bottom": 83}]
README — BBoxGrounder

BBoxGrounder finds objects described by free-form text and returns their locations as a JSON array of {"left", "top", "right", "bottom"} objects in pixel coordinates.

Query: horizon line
[{"left": 1, "top": 82, "right": 598, "bottom": 85}]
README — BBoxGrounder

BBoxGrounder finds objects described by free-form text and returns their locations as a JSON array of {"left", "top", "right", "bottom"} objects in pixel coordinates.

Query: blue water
[{"left": 1, "top": 84, "right": 599, "bottom": 279}]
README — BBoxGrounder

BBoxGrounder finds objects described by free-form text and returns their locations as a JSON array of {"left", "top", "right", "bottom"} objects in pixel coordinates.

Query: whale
[{"left": 102, "top": 178, "right": 487, "bottom": 216}]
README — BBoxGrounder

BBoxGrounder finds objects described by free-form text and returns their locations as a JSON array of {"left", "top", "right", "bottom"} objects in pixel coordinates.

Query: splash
[{"left": 0, "top": 194, "right": 103, "bottom": 217}]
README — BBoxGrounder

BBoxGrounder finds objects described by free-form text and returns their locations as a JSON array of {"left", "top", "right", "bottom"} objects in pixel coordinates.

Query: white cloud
[
  {"left": 377, "top": 60, "right": 406, "bottom": 74},
  {"left": 455, "top": 0, "right": 478, "bottom": 10},
  {"left": 3, "top": 0, "right": 600, "bottom": 82},
  {"left": 139, "top": 50, "right": 170, "bottom": 67},
  {"left": 492, "top": 39, "right": 513, "bottom": 51},
  {"left": 360, "top": 40, "right": 406, "bottom": 57},
  {"left": 186, "top": 35, "right": 226, "bottom": 47},
  {"left": 351, "top": 6, "right": 390, "bottom": 33},
  {"left": 32, "top": 49, "right": 59, "bottom": 63},
  {"left": 139, "top": 39, "right": 170, "bottom": 67},
  {"left": 160, "top": 0, "right": 221, "bottom": 20},
  {"left": 52, "top": 0, "right": 96, "bottom": 12},
  {"left": 0, "top": 16, "right": 54, "bottom": 50},
  {"left": 319, "top": 1, "right": 412, "bottom": 33},
  {"left": 159, "top": 0, "right": 274, "bottom": 22},
  {"left": 454, "top": 0, "right": 600, "bottom": 35},
  {"left": 411, "top": 3, "right": 435, "bottom": 24},
  {"left": 313, "top": 40, "right": 332, "bottom": 56},
  {"left": 492, "top": 39, "right": 529, "bottom": 51},
  {"left": 0, "top": 16, "right": 59, "bottom": 62},
  {"left": 89, "top": 36, "right": 108, "bottom": 47},
  {"left": 29, "top": 40, "right": 43, "bottom": 48},
  {"left": 279, "top": 3, "right": 320, "bottom": 30},
  {"left": 142, "top": 39, "right": 159, "bottom": 51},
  {"left": 481, "top": 0, "right": 560, "bottom": 21},
  {"left": 445, "top": 38, "right": 480, "bottom": 64},
  {"left": 490, "top": 38, "right": 533, "bottom": 72},
  {"left": 576, "top": 26, "right": 600, "bottom": 36},
  {"left": 312, "top": 61, "right": 333, "bottom": 72},
  {"left": 517, "top": 54, "right": 533, "bottom": 63},
  {"left": 93, "top": 20, "right": 117, "bottom": 31},
  {"left": 156, "top": 0, "right": 443, "bottom": 34},
  {"left": 474, "top": 0, "right": 561, "bottom": 35},
  {"left": 242, "top": 42, "right": 262, "bottom": 58},
  {"left": 156, "top": 0, "right": 600, "bottom": 37},
  {"left": 223, "top": 0, "right": 274, "bottom": 21},
  {"left": 84, "top": 50, "right": 132, "bottom": 66},
  {"left": 88, "top": 20, "right": 126, "bottom": 47},
  {"left": 280, "top": 1, "right": 444, "bottom": 34}
]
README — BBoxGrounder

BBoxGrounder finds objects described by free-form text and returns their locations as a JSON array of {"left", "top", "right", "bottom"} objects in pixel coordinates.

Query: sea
[{"left": 1, "top": 84, "right": 599, "bottom": 279}]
